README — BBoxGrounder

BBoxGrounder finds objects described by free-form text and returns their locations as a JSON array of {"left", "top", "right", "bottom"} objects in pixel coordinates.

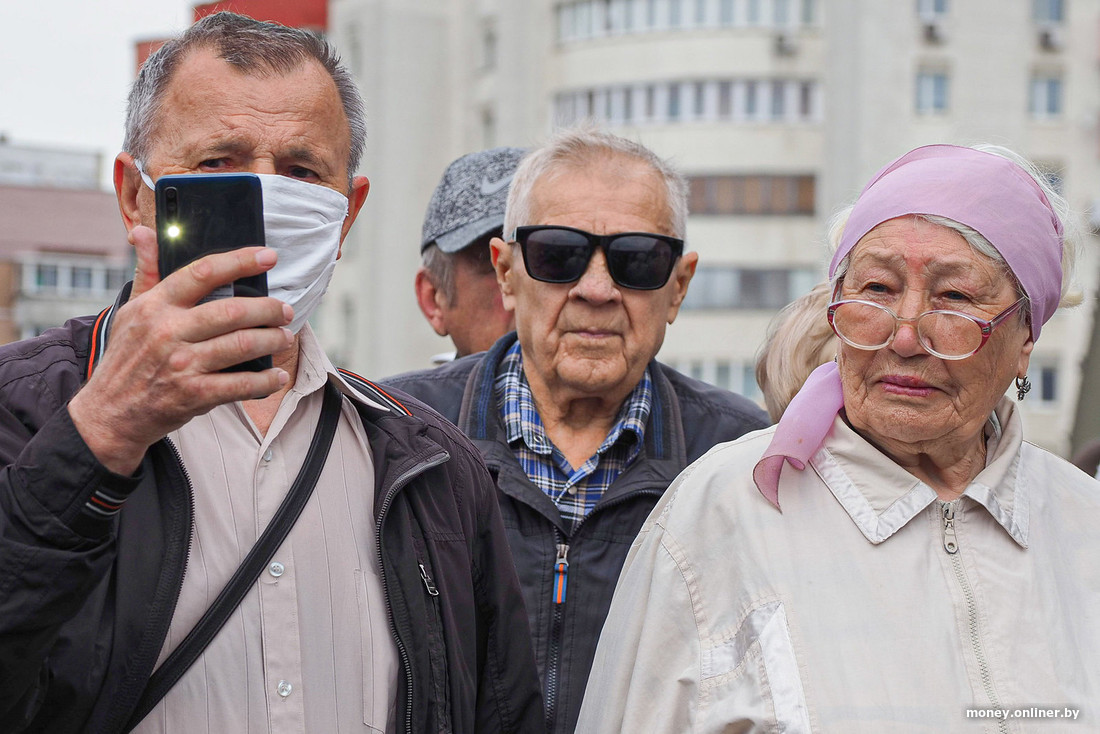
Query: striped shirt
[{"left": 495, "top": 341, "right": 651, "bottom": 533}]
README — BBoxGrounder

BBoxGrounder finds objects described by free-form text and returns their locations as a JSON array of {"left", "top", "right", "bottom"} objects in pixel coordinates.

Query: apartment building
[
  {"left": 0, "top": 140, "right": 130, "bottom": 343},
  {"left": 318, "top": 0, "right": 1100, "bottom": 456}
]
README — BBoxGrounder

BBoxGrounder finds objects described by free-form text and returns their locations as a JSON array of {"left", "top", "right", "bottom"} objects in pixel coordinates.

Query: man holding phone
[{"left": 0, "top": 12, "right": 540, "bottom": 734}]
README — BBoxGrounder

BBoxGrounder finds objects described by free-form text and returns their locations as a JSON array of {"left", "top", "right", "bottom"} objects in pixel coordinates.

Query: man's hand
[{"left": 68, "top": 226, "right": 294, "bottom": 475}]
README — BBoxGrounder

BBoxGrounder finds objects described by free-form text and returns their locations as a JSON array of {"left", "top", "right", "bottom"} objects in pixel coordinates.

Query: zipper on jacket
[
  {"left": 940, "top": 500, "right": 1008, "bottom": 734},
  {"left": 107, "top": 439, "right": 195, "bottom": 732},
  {"left": 376, "top": 451, "right": 449, "bottom": 734},
  {"left": 539, "top": 487, "right": 663, "bottom": 732},
  {"left": 941, "top": 502, "right": 959, "bottom": 554},
  {"left": 418, "top": 563, "right": 439, "bottom": 596},
  {"left": 544, "top": 539, "right": 569, "bottom": 733}
]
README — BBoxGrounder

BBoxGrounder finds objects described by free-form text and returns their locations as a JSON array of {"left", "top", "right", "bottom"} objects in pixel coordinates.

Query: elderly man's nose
[{"left": 572, "top": 249, "right": 619, "bottom": 302}]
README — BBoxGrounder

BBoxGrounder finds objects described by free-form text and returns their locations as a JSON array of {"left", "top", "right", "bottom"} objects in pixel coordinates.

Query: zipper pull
[
  {"left": 942, "top": 502, "right": 959, "bottom": 555},
  {"left": 553, "top": 544, "right": 569, "bottom": 605},
  {"left": 419, "top": 562, "right": 439, "bottom": 596}
]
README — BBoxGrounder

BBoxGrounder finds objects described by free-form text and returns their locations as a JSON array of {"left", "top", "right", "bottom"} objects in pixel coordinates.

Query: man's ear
[
  {"left": 666, "top": 251, "right": 698, "bottom": 324},
  {"left": 490, "top": 236, "right": 517, "bottom": 313},
  {"left": 114, "top": 152, "right": 145, "bottom": 233},
  {"left": 337, "top": 175, "right": 371, "bottom": 258},
  {"left": 415, "top": 267, "right": 449, "bottom": 337}
]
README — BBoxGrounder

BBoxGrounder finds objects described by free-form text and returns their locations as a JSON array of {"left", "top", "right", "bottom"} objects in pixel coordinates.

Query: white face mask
[{"left": 137, "top": 164, "right": 349, "bottom": 333}]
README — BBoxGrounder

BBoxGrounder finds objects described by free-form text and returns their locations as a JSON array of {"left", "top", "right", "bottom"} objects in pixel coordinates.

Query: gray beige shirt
[{"left": 134, "top": 328, "right": 398, "bottom": 733}]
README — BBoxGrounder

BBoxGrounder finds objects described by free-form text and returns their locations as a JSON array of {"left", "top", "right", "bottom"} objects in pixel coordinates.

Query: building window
[
  {"left": 592, "top": 0, "right": 610, "bottom": 36},
  {"left": 106, "top": 267, "right": 127, "bottom": 292},
  {"left": 915, "top": 70, "right": 949, "bottom": 114},
  {"left": 558, "top": 4, "right": 575, "bottom": 41},
  {"left": 667, "top": 83, "right": 682, "bottom": 120},
  {"left": 72, "top": 266, "right": 94, "bottom": 292},
  {"left": 1033, "top": 0, "right": 1064, "bottom": 22},
  {"left": 35, "top": 264, "right": 59, "bottom": 290},
  {"left": 683, "top": 266, "right": 818, "bottom": 310},
  {"left": 554, "top": 78, "right": 820, "bottom": 127},
  {"left": 669, "top": 0, "right": 684, "bottom": 27},
  {"left": 688, "top": 174, "right": 816, "bottom": 215},
  {"left": 720, "top": 0, "right": 736, "bottom": 25},
  {"left": 556, "top": 0, "right": 821, "bottom": 40},
  {"left": 1038, "top": 365, "right": 1058, "bottom": 403},
  {"left": 770, "top": 80, "right": 786, "bottom": 120},
  {"left": 1030, "top": 73, "right": 1063, "bottom": 118},
  {"left": 773, "top": 0, "right": 791, "bottom": 27},
  {"left": 481, "top": 21, "right": 497, "bottom": 69},
  {"left": 746, "top": 0, "right": 762, "bottom": 25},
  {"left": 800, "top": 0, "right": 816, "bottom": 24},
  {"left": 694, "top": 0, "right": 708, "bottom": 25},
  {"left": 481, "top": 107, "right": 496, "bottom": 147},
  {"left": 917, "top": 0, "right": 947, "bottom": 20},
  {"left": 609, "top": 0, "right": 628, "bottom": 32},
  {"left": 717, "top": 81, "right": 734, "bottom": 117},
  {"left": 744, "top": 81, "right": 759, "bottom": 119},
  {"left": 693, "top": 81, "right": 707, "bottom": 118}
]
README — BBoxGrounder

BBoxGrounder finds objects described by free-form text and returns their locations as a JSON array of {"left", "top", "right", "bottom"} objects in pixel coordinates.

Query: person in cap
[
  {"left": 385, "top": 125, "right": 769, "bottom": 734},
  {"left": 577, "top": 143, "right": 1100, "bottom": 732},
  {"left": 415, "top": 147, "right": 525, "bottom": 358}
]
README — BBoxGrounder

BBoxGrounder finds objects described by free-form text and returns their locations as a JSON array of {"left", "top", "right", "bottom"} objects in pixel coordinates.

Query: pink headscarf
[{"left": 753, "top": 144, "right": 1065, "bottom": 507}]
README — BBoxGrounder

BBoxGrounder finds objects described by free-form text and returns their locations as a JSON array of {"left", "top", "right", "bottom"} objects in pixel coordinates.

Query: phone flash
[{"left": 166, "top": 224, "right": 181, "bottom": 239}]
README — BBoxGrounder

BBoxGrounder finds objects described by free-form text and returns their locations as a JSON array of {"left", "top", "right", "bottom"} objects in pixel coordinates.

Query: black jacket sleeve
[{"left": 0, "top": 401, "right": 138, "bottom": 729}]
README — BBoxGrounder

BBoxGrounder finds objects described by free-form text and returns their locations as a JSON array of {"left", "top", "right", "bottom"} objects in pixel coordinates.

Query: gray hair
[
  {"left": 828, "top": 143, "right": 1081, "bottom": 314},
  {"left": 123, "top": 11, "right": 366, "bottom": 186},
  {"left": 503, "top": 124, "right": 688, "bottom": 239},
  {"left": 421, "top": 243, "right": 457, "bottom": 304}
]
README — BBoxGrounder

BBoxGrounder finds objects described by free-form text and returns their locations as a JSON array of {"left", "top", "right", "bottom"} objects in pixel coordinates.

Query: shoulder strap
[{"left": 124, "top": 380, "right": 343, "bottom": 731}]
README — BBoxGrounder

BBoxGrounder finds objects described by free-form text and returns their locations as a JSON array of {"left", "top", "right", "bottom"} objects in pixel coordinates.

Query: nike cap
[{"left": 421, "top": 146, "right": 528, "bottom": 254}]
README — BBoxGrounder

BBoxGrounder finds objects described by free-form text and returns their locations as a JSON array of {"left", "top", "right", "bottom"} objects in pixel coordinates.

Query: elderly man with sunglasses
[{"left": 383, "top": 126, "right": 769, "bottom": 734}]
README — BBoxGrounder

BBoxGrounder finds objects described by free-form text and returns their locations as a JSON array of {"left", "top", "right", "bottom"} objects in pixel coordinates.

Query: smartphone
[{"left": 155, "top": 173, "right": 272, "bottom": 372}]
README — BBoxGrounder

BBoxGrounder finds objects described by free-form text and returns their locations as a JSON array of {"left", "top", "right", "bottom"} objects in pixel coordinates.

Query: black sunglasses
[{"left": 511, "top": 225, "right": 684, "bottom": 290}]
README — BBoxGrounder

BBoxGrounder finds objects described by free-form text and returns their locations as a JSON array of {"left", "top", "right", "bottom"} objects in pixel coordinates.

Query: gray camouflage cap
[{"left": 421, "top": 146, "right": 528, "bottom": 254}]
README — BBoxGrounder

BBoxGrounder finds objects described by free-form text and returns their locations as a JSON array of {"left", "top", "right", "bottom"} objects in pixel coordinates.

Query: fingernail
[
  {"left": 256, "top": 248, "right": 277, "bottom": 266},
  {"left": 282, "top": 304, "right": 294, "bottom": 323},
  {"left": 277, "top": 369, "right": 290, "bottom": 386},
  {"left": 281, "top": 326, "right": 294, "bottom": 343}
]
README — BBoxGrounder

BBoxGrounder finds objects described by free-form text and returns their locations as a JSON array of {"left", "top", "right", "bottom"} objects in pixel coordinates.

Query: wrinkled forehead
[
  {"left": 831, "top": 145, "right": 1062, "bottom": 341},
  {"left": 528, "top": 156, "right": 673, "bottom": 231}
]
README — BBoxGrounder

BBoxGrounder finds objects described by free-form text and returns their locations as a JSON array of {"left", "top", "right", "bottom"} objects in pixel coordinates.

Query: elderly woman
[{"left": 576, "top": 145, "right": 1100, "bottom": 733}]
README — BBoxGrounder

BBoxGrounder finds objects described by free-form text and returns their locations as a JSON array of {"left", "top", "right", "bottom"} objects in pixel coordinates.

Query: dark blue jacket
[{"left": 383, "top": 332, "right": 770, "bottom": 734}]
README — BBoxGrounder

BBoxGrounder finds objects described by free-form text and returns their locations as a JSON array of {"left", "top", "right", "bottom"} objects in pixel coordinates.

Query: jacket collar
[
  {"left": 810, "top": 399, "right": 1029, "bottom": 548},
  {"left": 456, "top": 332, "right": 687, "bottom": 526}
]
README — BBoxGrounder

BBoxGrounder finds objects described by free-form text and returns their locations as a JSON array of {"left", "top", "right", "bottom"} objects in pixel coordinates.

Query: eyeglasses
[
  {"left": 827, "top": 296, "right": 1027, "bottom": 360},
  {"left": 511, "top": 225, "right": 684, "bottom": 291}
]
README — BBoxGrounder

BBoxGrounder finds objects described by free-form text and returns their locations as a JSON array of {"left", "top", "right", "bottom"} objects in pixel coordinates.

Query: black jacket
[
  {"left": 0, "top": 298, "right": 543, "bottom": 734},
  {"left": 383, "top": 332, "right": 770, "bottom": 734}
]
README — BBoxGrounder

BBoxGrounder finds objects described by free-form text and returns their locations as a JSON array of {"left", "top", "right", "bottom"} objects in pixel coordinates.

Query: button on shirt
[
  {"left": 135, "top": 327, "right": 398, "bottom": 734},
  {"left": 495, "top": 341, "right": 651, "bottom": 532}
]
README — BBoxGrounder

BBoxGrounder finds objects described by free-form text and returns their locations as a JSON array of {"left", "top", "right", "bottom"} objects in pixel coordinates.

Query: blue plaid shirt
[{"left": 495, "top": 341, "right": 652, "bottom": 533}]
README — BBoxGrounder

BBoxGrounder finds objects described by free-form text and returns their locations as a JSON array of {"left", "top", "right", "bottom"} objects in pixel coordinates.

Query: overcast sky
[{"left": 1, "top": 1, "right": 194, "bottom": 186}]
